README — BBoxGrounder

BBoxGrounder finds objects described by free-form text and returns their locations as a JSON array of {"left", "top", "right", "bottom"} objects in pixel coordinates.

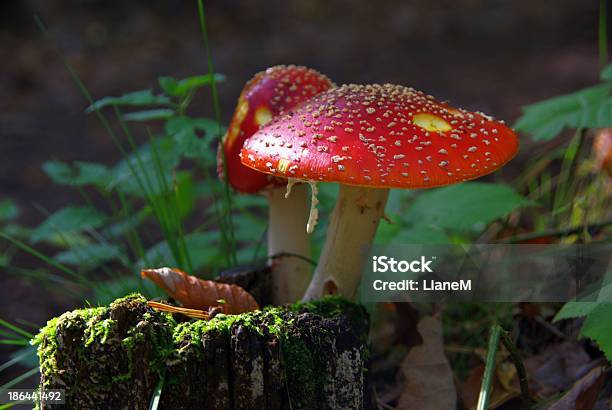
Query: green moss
[
  {"left": 291, "top": 295, "right": 358, "bottom": 318},
  {"left": 84, "top": 317, "right": 116, "bottom": 346},
  {"left": 109, "top": 292, "right": 147, "bottom": 307},
  {"left": 33, "top": 294, "right": 176, "bottom": 391},
  {"left": 32, "top": 316, "right": 59, "bottom": 378},
  {"left": 34, "top": 293, "right": 367, "bottom": 408},
  {"left": 168, "top": 302, "right": 333, "bottom": 405},
  {"left": 33, "top": 305, "right": 109, "bottom": 379},
  {"left": 172, "top": 313, "right": 237, "bottom": 355}
]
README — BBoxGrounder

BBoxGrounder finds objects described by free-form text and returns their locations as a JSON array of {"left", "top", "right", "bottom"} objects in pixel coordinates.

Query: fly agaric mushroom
[
  {"left": 218, "top": 65, "right": 333, "bottom": 304},
  {"left": 240, "top": 83, "right": 519, "bottom": 300}
]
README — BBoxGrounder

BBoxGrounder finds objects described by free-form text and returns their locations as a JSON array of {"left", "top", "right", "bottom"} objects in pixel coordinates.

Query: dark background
[{"left": 0, "top": 0, "right": 605, "bottom": 384}]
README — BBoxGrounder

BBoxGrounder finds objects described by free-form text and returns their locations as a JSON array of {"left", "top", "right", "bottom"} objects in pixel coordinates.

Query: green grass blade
[
  {"left": 0, "top": 340, "right": 31, "bottom": 346},
  {"left": 148, "top": 370, "right": 165, "bottom": 410},
  {"left": 36, "top": 15, "right": 172, "bottom": 249},
  {"left": 0, "top": 232, "right": 94, "bottom": 288},
  {"left": 112, "top": 109, "right": 189, "bottom": 270},
  {"left": 145, "top": 128, "right": 192, "bottom": 271},
  {"left": 35, "top": 14, "right": 185, "bottom": 275},
  {"left": 112, "top": 107, "right": 160, "bottom": 205},
  {"left": 0, "top": 320, "right": 33, "bottom": 339},
  {"left": 112, "top": 108, "right": 187, "bottom": 270},
  {"left": 477, "top": 324, "right": 502, "bottom": 410},
  {"left": 0, "top": 350, "right": 34, "bottom": 373},
  {"left": 0, "top": 401, "right": 25, "bottom": 409}
]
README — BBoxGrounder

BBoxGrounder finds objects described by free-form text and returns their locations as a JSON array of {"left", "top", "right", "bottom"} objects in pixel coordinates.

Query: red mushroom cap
[
  {"left": 218, "top": 65, "right": 334, "bottom": 193},
  {"left": 240, "top": 84, "right": 519, "bottom": 189}
]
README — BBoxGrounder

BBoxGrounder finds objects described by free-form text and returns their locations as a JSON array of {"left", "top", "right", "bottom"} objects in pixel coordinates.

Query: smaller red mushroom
[
  {"left": 218, "top": 65, "right": 333, "bottom": 304},
  {"left": 241, "top": 83, "right": 519, "bottom": 300}
]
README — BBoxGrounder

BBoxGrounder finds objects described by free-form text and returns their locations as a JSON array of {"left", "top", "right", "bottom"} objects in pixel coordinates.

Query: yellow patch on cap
[
  {"left": 277, "top": 158, "right": 291, "bottom": 173},
  {"left": 254, "top": 106, "right": 273, "bottom": 127},
  {"left": 413, "top": 113, "right": 452, "bottom": 132},
  {"left": 224, "top": 96, "right": 250, "bottom": 149}
]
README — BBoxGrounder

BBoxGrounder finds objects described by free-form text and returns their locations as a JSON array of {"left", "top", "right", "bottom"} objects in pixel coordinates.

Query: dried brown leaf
[
  {"left": 549, "top": 366, "right": 605, "bottom": 410},
  {"left": 458, "top": 364, "right": 520, "bottom": 410},
  {"left": 524, "top": 341, "right": 597, "bottom": 399},
  {"left": 397, "top": 316, "right": 457, "bottom": 410}
]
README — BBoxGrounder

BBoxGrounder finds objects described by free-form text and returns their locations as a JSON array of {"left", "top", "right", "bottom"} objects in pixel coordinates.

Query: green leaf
[
  {"left": 554, "top": 301, "right": 600, "bottom": 321},
  {"left": 158, "top": 77, "right": 179, "bottom": 95},
  {"left": 108, "top": 136, "right": 183, "bottom": 196},
  {"left": 601, "top": 64, "right": 612, "bottom": 81},
  {"left": 159, "top": 74, "right": 225, "bottom": 97},
  {"left": 404, "top": 183, "right": 533, "bottom": 233},
  {"left": 385, "top": 190, "right": 414, "bottom": 215},
  {"left": 54, "top": 243, "right": 123, "bottom": 269},
  {"left": 553, "top": 283, "right": 612, "bottom": 360},
  {"left": 42, "top": 161, "right": 109, "bottom": 187},
  {"left": 173, "top": 171, "right": 197, "bottom": 219},
  {"left": 165, "top": 116, "right": 223, "bottom": 160},
  {"left": 103, "top": 208, "right": 150, "bottom": 238},
  {"left": 580, "top": 303, "right": 612, "bottom": 361},
  {"left": 86, "top": 89, "right": 170, "bottom": 112},
  {"left": 394, "top": 225, "right": 450, "bottom": 244},
  {"left": 554, "top": 283, "right": 612, "bottom": 321},
  {"left": 0, "top": 200, "right": 19, "bottom": 221},
  {"left": 515, "top": 84, "right": 612, "bottom": 141},
  {"left": 3, "top": 223, "right": 31, "bottom": 238},
  {"left": 123, "top": 109, "right": 175, "bottom": 122},
  {"left": 165, "top": 116, "right": 220, "bottom": 136},
  {"left": 31, "top": 206, "right": 107, "bottom": 244},
  {"left": 374, "top": 217, "right": 402, "bottom": 244}
]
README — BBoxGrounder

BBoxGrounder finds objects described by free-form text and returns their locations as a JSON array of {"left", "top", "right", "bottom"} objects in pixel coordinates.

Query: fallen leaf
[
  {"left": 458, "top": 364, "right": 520, "bottom": 410},
  {"left": 397, "top": 316, "right": 457, "bottom": 410},
  {"left": 496, "top": 361, "right": 519, "bottom": 394},
  {"left": 549, "top": 366, "right": 605, "bottom": 410},
  {"left": 524, "top": 341, "right": 598, "bottom": 399},
  {"left": 141, "top": 267, "right": 259, "bottom": 314}
]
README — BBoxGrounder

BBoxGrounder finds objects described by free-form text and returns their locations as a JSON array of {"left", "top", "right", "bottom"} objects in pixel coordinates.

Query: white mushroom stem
[
  {"left": 303, "top": 185, "right": 389, "bottom": 300},
  {"left": 266, "top": 183, "right": 312, "bottom": 304}
]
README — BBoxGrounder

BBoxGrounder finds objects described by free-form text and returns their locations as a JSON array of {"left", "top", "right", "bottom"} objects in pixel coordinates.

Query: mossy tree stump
[{"left": 34, "top": 294, "right": 372, "bottom": 409}]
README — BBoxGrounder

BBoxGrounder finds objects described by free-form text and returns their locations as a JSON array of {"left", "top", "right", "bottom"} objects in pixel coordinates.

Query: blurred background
[{"left": 1, "top": 0, "right": 610, "bottom": 405}]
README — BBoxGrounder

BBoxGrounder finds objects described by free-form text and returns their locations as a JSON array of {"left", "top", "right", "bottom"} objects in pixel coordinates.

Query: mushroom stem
[
  {"left": 303, "top": 185, "right": 389, "bottom": 300},
  {"left": 267, "top": 183, "right": 312, "bottom": 304}
]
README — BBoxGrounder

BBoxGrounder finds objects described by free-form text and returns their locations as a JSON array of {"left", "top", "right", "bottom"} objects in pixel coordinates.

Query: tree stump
[{"left": 34, "top": 294, "right": 372, "bottom": 409}]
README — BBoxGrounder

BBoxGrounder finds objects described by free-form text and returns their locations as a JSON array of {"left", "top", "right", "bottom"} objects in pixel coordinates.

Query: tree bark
[{"left": 35, "top": 291, "right": 372, "bottom": 409}]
